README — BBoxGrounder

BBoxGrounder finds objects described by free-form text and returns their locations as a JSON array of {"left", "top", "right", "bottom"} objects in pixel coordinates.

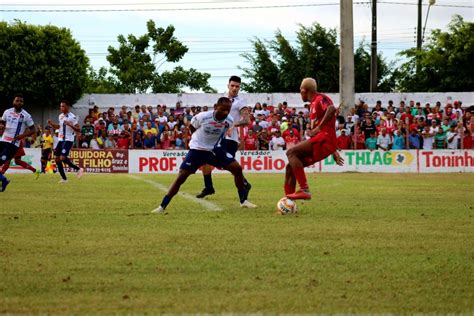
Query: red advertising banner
[{"left": 67, "top": 149, "right": 129, "bottom": 173}]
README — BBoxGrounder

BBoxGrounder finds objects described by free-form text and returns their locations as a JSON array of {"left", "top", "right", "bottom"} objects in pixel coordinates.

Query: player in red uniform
[{"left": 284, "top": 78, "right": 343, "bottom": 200}]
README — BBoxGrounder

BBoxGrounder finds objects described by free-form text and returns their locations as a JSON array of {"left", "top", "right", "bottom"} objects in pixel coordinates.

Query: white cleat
[
  {"left": 240, "top": 200, "right": 258, "bottom": 208},
  {"left": 58, "top": 179, "right": 68, "bottom": 184},
  {"left": 151, "top": 206, "right": 166, "bottom": 214},
  {"left": 77, "top": 168, "right": 84, "bottom": 179}
]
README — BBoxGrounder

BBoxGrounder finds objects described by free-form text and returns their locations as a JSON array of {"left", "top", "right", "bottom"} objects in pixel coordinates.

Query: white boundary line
[{"left": 128, "top": 174, "right": 223, "bottom": 211}]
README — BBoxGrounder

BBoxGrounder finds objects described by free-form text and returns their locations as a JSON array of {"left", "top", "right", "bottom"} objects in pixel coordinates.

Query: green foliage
[
  {"left": 0, "top": 21, "right": 89, "bottom": 108},
  {"left": 98, "top": 20, "right": 212, "bottom": 94},
  {"left": 84, "top": 67, "right": 119, "bottom": 94},
  {"left": 354, "top": 42, "right": 395, "bottom": 92},
  {"left": 241, "top": 23, "right": 393, "bottom": 93},
  {"left": 1, "top": 173, "right": 473, "bottom": 313},
  {"left": 395, "top": 15, "right": 474, "bottom": 92}
]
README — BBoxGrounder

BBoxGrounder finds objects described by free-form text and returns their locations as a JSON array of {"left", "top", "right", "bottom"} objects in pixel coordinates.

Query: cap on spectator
[
  {"left": 155, "top": 118, "right": 159, "bottom": 121},
  {"left": 341, "top": 129, "right": 346, "bottom": 133},
  {"left": 282, "top": 116, "right": 288, "bottom": 121},
  {"left": 98, "top": 118, "right": 104, "bottom": 121},
  {"left": 454, "top": 101, "right": 460, "bottom": 105},
  {"left": 54, "top": 129, "right": 59, "bottom": 134},
  {"left": 390, "top": 111, "right": 395, "bottom": 115}
]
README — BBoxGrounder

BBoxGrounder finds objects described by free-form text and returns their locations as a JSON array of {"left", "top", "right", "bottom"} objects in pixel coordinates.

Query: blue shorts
[
  {"left": 180, "top": 148, "right": 236, "bottom": 173},
  {"left": 0, "top": 141, "right": 18, "bottom": 165},
  {"left": 223, "top": 139, "right": 239, "bottom": 158},
  {"left": 54, "top": 141, "right": 74, "bottom": 157}
]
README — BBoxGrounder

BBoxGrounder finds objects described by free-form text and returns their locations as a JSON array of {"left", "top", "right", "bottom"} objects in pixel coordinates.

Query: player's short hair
[
  {"left": 217, "top": 97, "right": 232, "bottom": 107},
  {"left": 61, "top": 99, "right": 71, "bottom": 107},
  {"left": 13, "top": 93, "right": 24, "bottom": 99},
  {"left": 301, "top": 78, "right": 317, "bottom": 92},
  {"left": 229, "top": 75, "right": 241, "bottom": 83}
]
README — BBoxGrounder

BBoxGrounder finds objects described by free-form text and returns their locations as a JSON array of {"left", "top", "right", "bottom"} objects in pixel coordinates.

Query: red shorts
[
  {"left": 14, "top": 145, "right": 25, "bottom": 158},
  {"left": 303, "top": 132, "right": 336, "bottom": 166}
]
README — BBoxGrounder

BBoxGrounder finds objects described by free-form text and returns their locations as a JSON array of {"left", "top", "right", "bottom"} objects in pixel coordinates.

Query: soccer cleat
[
  {"left": 151, "top": 206, "right": 166, "bottom": 214},
  {"left": 286, "top": 190, "right": 312, "bottom": 200},
  {"left": 77, "top": 168, "right": 84, "bottom": 179},
  {"left": 34, "top": 169, "right": 40, "bottom": 180},
  {"left": 240, "top": 200, "right": 257, "bottom": 208},
  {"left": 1, "top": 179, "right": 10, "bottom": 192},
  {"left": 244, "top": 181, "right": 252, "bottom": 193},
  {"left": 196, "top": 187, "right": 215, "bottom": 198},
  {"left": 58, "top": 179, "right": 68, "bottom": 184}
]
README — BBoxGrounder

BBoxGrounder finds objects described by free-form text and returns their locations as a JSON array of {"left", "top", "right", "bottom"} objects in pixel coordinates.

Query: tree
[
  {"left": 354, "top": 42, "right": 395, "bottom": 92},
  {"left": 0, "top": 21, "right": 89, "bottom": 109},
  {"left": 84, "top": 67, "right": 119, "bottom": 94},
  {"left": 394, "top": 15, "right": 474, "bottom": 92},
  {"left": 103, "top": 20, "right": 214, "bottom": 93},
  {"left": 241, "top": 23, "right": 393, "bottom": 93}
]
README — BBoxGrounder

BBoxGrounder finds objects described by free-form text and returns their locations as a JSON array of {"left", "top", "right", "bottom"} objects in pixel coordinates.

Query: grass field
[{"left": 1, "top": 172, "right": 473, "bottom": 313}]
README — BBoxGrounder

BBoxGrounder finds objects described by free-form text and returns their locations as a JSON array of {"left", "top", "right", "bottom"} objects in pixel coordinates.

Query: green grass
[{"left": 1, "top": 172, "right": 473, "bottom": 313}]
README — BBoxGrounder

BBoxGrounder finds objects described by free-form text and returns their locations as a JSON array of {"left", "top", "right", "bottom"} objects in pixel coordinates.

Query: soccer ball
[{"left": 276, "top": 197, "right": 298, "bottom": 215}]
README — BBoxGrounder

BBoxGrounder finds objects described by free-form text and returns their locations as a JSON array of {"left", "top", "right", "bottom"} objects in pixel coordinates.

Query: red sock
[
  {"left": 284, "top": 183, "right": 296, "bottom": 195},
  {"left": 18, "top": 160, "right": 36, "bottom": 173},
  {"left": 293, "top": 167, "right": 309, "bottom": 191},
  {"left": 1, "top": 161, "right": 10, "bottom": 174}
]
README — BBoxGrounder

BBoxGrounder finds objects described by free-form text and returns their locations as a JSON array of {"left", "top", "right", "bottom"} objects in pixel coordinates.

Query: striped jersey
[
  {"left": 189, "top": 111, "right": 234, "bottom": 151},
  {"left": 58, "top": 112, "right": 79, "bottom": 142},
  {"left": 1, "top": 107, "right": 34, "bottom": 147}
]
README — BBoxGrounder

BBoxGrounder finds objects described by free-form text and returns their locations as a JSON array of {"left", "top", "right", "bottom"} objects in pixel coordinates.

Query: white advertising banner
[
  {"left": 128, "top": 149, "right": 311, "bottom": 174},
  {"left": 418, "top": 150, "right": 474, "bottom": 173},
  {"left": 129, "top": 149, "right": 473, "bottom": 174},
  {"left": 321, "top": 150, "right": 418, "bottom": 173},
  {"left": 5, "top": 148, "right": 42, "bottom": 174}
]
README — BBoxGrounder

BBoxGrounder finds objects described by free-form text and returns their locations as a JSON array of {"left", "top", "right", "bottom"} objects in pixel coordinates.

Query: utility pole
[
  {"left": 339, "top": 0, "right": 355, "bottom": 118},
  {"left": 370, "top": 0, "right": 377, "bottom": 92},
  {"left": 416, "top": 0, "right": 422, "bottom": 50}
]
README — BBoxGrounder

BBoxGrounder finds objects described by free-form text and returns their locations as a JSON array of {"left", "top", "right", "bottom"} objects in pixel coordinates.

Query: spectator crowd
[{"left": 22, "top": 99, "right": 474, "bottom": 151}]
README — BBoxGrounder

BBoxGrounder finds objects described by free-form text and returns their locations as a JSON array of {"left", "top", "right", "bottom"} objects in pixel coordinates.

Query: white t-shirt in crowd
[
  {"left": 377, "top": 134, "right": 392, "bottom": 150},
  {"left": 446, "top": 131, "right": 460, "bottom": 149},
  {"left": 422, "top": 132, "right": 434, "bottom": 150},
  {"left": 1, "top": 108, "right": 34, "bottom": 147},
  {"left": 270, "top": 136, "right": 286, "bottom": 150},
  {"left": 189, "top": 111, "right": 234, "bottom": 151}
]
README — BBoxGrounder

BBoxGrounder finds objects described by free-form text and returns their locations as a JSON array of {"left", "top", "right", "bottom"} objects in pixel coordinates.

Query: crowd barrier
[{"left": 8, "top": 149, "right": 474, "bottom": 174}]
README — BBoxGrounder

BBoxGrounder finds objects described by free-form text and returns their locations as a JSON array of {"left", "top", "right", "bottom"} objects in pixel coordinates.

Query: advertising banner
[
  {"left": 321, "top": 150, "right": 418, "bottom": 173},
  {"left": 66, "top": 149, "right": 129, "bottom": 173},
  {"left": 5, "top": 148, "right": 42, "bottom": 174},
  {"left": 419, "top": 150, "right": 473, "bottom": 173},
  {"left": 128, "top": 149, "right": 317, "bottom": 174}
]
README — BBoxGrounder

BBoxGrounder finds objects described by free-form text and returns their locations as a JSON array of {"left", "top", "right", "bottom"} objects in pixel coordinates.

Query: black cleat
[
  {"left": 244, "top": 181, "right": 252, "bottom": 193},
  {"left": 196, "top": 187, "right": 215, "bottom": 198}
]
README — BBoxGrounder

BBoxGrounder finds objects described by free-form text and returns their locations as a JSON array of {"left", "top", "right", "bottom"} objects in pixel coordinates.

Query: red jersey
[{"left": 309, "top": 93, "right": 336, "bottom": 139}]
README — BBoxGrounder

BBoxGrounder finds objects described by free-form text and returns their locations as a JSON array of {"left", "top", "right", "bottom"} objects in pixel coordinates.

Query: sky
[{"left": 1, "top": 0, "right": 473, "bottom": 92}]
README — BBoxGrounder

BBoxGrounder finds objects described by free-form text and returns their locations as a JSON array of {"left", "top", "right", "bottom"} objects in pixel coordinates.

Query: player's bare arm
[
  {"left": 14, "top": 125, "right": 35, "bottom": 141},
  {"left": 66, "top": 122, "right": 81, "bottom": 133},
  {"left": 308, "top": 104, "right": 336, "bottom": 137},
  {"left": 47, "top": 119, "right": 59, "bottom": 129}
]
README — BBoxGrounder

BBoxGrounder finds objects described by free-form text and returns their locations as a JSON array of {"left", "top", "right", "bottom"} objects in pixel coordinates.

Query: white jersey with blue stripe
[
  {"left": 189, "top": 111, "right": 234, "bottom": 151},
  {"left": 1, "top": 107, "right": 34, "bottom": 147},
  {"left": 225, "top": 95, "right": 249, "bottom": 143},
  {"left": 58, "top": 112, "right": 79, "bottom": 142}
]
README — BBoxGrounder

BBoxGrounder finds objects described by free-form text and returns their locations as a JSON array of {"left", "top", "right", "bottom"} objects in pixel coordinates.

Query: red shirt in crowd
[
  {"left": 244, "top": 133, "right": 258, "bottom": 150},
  {"left": 337, "top": 134, "right": 352, "bottom": 150},
  {"left": 284, "top": 134, "right": 299, "bottom": 149}
]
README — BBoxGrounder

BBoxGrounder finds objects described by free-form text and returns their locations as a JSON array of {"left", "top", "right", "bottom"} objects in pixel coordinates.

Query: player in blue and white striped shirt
[
  {"left": 152, "top": 97, "right": 257, "bottom": 214},
  {"left": 47, "top": 100, "right": 84, "bottom": 183},
  {"left": 0, "top": 94, "right": 36, "bottom": 192}
]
